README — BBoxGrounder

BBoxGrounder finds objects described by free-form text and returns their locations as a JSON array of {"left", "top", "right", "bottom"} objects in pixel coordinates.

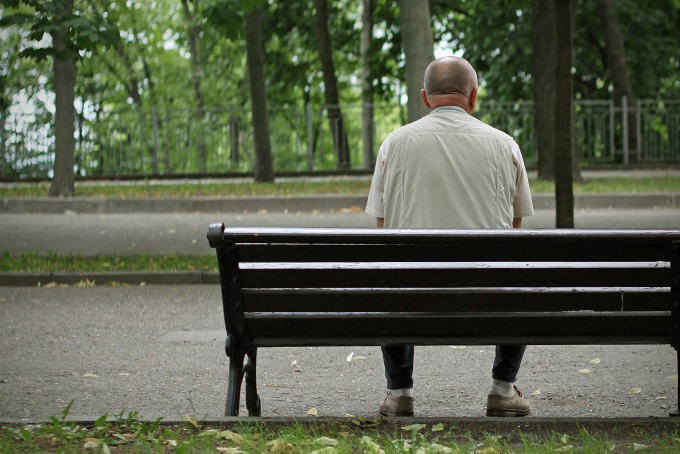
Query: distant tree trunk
[
  {"left": 554, "top": 0, "right": 575, "bottom": 228},
  {"left": 0, "top": 75, "right": 8, "bottom": 178},
  {"left": 360, "top": 0, "right": 376, "bottom": 169},
  {"left": 314, "top": 0, "right": 350, "bottom": 170},
  {"left": 244, "top": 7, "right": 274, "bottom": 182},
  {"left": 182, "top": 0, "right": 207, "bottom": 173},
  {"left": 569, "top": 0, "right": 581, "bottom": 181},
  {"left": 397, "top": 0, "right": 434, "bottom": 123},
  {"left": 595, "top": 0, "right": 637, "bottom": 159},
  {"left": 532, "top": 0, "right": 556, "bottom": 180},
  {"left": 49, "top": 0, "right": 77, "bottom": 197}
]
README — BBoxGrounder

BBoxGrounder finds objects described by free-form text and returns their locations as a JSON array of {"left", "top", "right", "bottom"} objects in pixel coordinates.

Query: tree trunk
[
  {"left": 49, "top": 0, "right": 77, "bottom": 197},
  {"left": 182, "top": 0, "right": 207, "bottom": 173},
  {"left": 595, "top": 0, "right": 637, "bottom": 160},
  {"left": 532, "top": 0, "right": 556, "bottom": 180},
  {"left": 314, "top": 0, "right": 350, "bottom": 170},
  {"left": 244, "top": 7, "right": 274, "bottom": 183},
  {"left": 397, "top": 0, "right": 434, "bottom": 123},
  {"left": 554, "top": 0, "right": 574, "bottom": 228},
  {"left": 569, "top": 0, "right": 581, "bottom": 181},
  {"left": 360, "top": 0, "right": 376, "bottom": 169}
]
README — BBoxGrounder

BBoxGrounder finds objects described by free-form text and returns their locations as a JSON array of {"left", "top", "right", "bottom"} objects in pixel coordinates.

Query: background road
[{"left": 1, "top": 208, "right": 678, "bottom": 256}]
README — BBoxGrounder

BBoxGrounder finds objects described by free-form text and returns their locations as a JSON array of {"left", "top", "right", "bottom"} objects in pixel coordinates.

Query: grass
[
  {"left": 1, "top": 176, "right": 679, "bottom": 198},
  {"left": 2, "top": 405, "right": 680, "bottom": 453},
  {"left": 0, "top": 252, "right": 215, "bottom": 273}
]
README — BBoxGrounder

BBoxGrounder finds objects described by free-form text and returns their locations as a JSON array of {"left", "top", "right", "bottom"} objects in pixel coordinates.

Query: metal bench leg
[
  {"left": 671, "top": 349, "right": 680, "bottom": 417},
  {"left": 244, "top": 349, "right": 262, "bottom": 416},
  {"left": 224, "top": 335, "right": 245, "bottom": 417}
]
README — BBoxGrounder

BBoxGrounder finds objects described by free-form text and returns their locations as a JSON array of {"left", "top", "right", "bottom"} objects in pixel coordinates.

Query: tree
[
  {"left": 531, "top": 0, "right": 556, "bottom": 180},
  {"left": 595, "top": 0, "right": 636, "bottom": 160},
  {"left": 554, "top": 0, "right": 574, "bottom": 228},
  {"left": 244, "top": 5, "right": 274, "bottom": 182},
  {"left": 314, "top": 0, "right": 350, "bottom": 169},
  {"left": 397, "top": 0, "right": 434, "bottom": 123},
  {"left": 1, "top": 0, "right": 118, "bottom": 195},
  {"left": 360, "top": 0, "right": 376, "bottom": 169},
  {"left": 49, "top": 0, "right": 77, "bottom": 196}
]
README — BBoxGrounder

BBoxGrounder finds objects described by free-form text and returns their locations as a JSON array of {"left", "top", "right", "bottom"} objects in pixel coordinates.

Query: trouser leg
[
  {"left": 381, "top": 345, "right": 414, "bottom": 390},
  {"left": 492, "top": 345, "right": 526, "bottom": 383}
]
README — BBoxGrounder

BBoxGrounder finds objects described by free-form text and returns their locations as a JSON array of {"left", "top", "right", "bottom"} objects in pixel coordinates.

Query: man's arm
[
  {"left": 377, "top": 217, "right": 384, "bottom": 228},
  {"left": 513, "top": 217, "right": 522, "bottom": 229}
]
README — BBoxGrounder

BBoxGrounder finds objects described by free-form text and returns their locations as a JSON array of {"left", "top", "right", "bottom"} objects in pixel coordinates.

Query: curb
[
  {"left": 1, "top": 193, "right": 679, "bottom": 214},
  {"left": 0, "top": 271, "right": 219, "bottom": 287}
]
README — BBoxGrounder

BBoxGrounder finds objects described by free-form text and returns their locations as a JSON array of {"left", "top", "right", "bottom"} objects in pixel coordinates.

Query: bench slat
[
  {"left": 243, "top": 312, "right": 671, "bottom": 346},
  {"left": 242, "top": 288, "right": 671, "bottom": 312},
  {"left": 239, "top": 264, "right": 670, "bottom": 289},
  {"left": 236, "top": 242, "right": 675, "bottom": 262}
]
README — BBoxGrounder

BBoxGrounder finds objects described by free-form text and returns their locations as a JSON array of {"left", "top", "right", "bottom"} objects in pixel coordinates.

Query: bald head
[
  {"left": 423, "top": 56, "right": 478, "bottom": 98},
  {"left": 420, "top": 56, "right": 478, "bottom": 114}
]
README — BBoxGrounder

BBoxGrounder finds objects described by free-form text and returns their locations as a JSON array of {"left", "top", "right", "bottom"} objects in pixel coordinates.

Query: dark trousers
[{"left": 381, "top": 345, "right": 526, "bottom": 390}]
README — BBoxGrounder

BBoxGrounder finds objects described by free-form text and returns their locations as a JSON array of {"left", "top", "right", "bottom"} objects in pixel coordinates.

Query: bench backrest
[{"left": 207, "top": 224, "right": 680, "bottom": 349}]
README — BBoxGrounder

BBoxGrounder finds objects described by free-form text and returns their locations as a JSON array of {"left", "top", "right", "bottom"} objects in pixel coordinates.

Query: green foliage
[{"left": 0, "top": 0, "right": 120, "bottom": 63}]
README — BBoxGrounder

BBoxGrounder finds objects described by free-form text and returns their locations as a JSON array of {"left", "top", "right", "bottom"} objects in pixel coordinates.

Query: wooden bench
[{"left": 207, "top": 223, "right": 680, "bottom": 417}]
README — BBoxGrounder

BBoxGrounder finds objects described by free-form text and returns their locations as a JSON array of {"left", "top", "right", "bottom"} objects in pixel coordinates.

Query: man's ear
[
  {"left": 468, "top": 87, "right": 478, "bottom": 112},
  {"left": 421, "top": 89, "right": 431, "bottom": 110}
]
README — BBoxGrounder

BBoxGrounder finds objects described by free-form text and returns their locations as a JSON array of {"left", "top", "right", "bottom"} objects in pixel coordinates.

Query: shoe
[
  {"left": 486, "top": 385, "right": 530, "bottom": 417},
  {"left": 379, "top": 391, "right": 414, "bottom": 416}
]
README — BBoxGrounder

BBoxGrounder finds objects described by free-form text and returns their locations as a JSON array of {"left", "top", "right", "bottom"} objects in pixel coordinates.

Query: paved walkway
[{"left": 0, "top": 285, "right": 677, "bottom": 422}]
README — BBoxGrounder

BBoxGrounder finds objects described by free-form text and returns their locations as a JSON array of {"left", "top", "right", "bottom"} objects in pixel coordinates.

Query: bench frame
[{"left": 207, "top": 223, "right": 680, "bottom": 417}]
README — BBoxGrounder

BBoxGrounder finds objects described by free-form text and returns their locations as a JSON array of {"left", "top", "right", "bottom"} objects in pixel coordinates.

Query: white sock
[
  {"left": 389, "top": 388, "right": 413, "bottom": 397},
  {"left": 489, "top": 379, "right": 514, "bottom": 396}
]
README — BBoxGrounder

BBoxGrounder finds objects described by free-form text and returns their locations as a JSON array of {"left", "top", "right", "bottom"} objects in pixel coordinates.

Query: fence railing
[{"left": 2, "top": 98, "right": 678, "bottom": 179}]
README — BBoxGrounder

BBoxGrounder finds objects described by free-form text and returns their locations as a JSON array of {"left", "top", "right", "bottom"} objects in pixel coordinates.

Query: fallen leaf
[
  {"left": 431, "top": 423, "right": 445, "bottom": 432},
  {"left": 346, "top": 352, "right": 354, "bottom": 362},
  {"left": 307, "top": 407, "right": 318, "bottom": 416},
  {"left": 267, "top": 439, "right": 295, "bottom": 453},
  {"left": 291, "top": 360, "right": 297, "bottom": 366},
  {"left": 82, "top": 373, "right": 97, "bottom": 378},
  {"left": 632, "top": 443, "right": 648, "bottom": 451},
  {"left": 561, "top": 434, "right": 569, "bottom": 443},
  {"left": 578, "top": 369, "right": 591, "bottom": 374},
  {"left": 424, "top": 443, "right": 453, "bottom": 453},
  {"left": 555, "top": 445, "right": 574, "bottom": 452},
  {"left": 629, "top": 388, "right": 642, "bottom": 394},
  {"left": 450, "top": 346, "right": 466, "bottom": 349},
  {"left": 590, "top": 358, "right": 601, "bottom": 364},
  {"left": 360, "top": 436, "right": 385, "bottom": 454},
  {"left": 668, "top": 375, "right": 679, "bottom": 380},
  {"left": 531, "top": 389, "right": 542, "bottom": 396},
  {"left": 401, "top": 423, "right": 426, "bottom": 431},
  {"left": 215, "top": 447, "right": 243, "bottom": 453},
  {"left": 186, "top": 415, "right": 199, "bottom": 428},
  {"left": 309, "top": 448, "right": 338, "bottom": 454},
  {"left": 314, "top": 436, "right": 338, "bottom": 446}
]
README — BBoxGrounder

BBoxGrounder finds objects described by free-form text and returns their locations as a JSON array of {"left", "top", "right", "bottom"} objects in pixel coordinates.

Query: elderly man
[{"left": 366, "top": 56, "right": 534, "bottom": 417}]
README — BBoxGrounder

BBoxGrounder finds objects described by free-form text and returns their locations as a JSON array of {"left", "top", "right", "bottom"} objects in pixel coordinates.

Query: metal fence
[{"left": 2, "top": 98, "right": 679, "bottom": 179}]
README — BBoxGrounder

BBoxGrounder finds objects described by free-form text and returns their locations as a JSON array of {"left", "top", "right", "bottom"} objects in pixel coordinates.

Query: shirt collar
[{"left": 430, "top": 106, "right": 466, "bottom": 114}]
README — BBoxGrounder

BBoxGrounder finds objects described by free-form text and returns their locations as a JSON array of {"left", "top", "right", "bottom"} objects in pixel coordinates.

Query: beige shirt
[{"left": 366, "top": 106, "right": 534, "bottom": 229}]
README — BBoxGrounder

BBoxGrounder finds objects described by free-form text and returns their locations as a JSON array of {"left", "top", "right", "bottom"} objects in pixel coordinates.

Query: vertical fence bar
[
  {"left": 306, "top": 102, "right": 313, "bottom": 171},
  {"left": 152, "top": 106, "right": 159, "bottom": 175},
  {"left": 609, "top": 100, "right": 615, "bottom": 160},
  {"left": 622, "top": 96, "right": 629, "bottom": 165}
]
